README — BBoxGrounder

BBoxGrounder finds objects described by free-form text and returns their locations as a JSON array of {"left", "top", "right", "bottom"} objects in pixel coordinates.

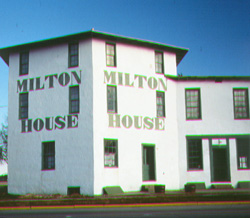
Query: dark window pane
[
  {"left": 237, "top": 138, "right": 250, "bottom": 169},
  {"left": 187, "top": 139, "right": 203, "bottom": 170},
  {"left": 19, "top": 93, "right": 28, "bottom": 119},
  {"left": 42, "top": 142, "right": 55, "bottom": 170},
  {"left": 70, "top": 86, "right": 79, "bottom": 113},
  {"left": 69, "top": 43, "right": 79, "bottom": 67},
  {"left": 20, "top": 52, "right": 29, "bottom": 75}
]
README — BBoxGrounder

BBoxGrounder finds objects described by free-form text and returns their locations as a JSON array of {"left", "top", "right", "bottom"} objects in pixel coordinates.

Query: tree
[{"left": 0, "top": 118, "right": 8, "bottom": 164}]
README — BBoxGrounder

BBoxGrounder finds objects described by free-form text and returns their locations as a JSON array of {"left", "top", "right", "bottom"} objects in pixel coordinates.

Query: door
[
  {"left": 212, "top": 147, "right": 230, "bottom": 182},
  {"left": 142, "top": 145, "right": 156, "bottom": 181}
]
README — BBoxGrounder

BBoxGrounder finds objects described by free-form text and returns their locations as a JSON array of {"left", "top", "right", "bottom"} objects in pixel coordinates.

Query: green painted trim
[
  {"left": 166, "top": 75, "right": 250, "bottom": 81},
  {"left": 185, "top": 88, "right": 202, "bottom": 120},
  {"left": 0, "top": 29, "right": 188, "bottom": 66}
]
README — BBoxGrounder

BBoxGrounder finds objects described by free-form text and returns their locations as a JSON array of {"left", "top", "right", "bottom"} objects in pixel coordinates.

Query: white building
[{"left": 0, "top": 30, "right": 249, "bottom": 195}]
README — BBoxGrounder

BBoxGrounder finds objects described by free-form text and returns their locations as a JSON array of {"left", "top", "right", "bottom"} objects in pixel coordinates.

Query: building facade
[{"left": 0, "top": 30, "right": 249, "bottom": 195}]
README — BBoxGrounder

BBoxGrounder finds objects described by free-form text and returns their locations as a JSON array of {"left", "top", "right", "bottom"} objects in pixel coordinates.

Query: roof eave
[{"left": 0, "top": 30, "right": 189, "bottom": 66}]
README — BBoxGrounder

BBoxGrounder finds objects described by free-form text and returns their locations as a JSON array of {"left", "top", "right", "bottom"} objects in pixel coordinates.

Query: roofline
[
  {"left": 0, "top": 29, "right": 188, "bottom": 66},
  {"left": 166, "top": 75, "right": 250, "bottom": 81}
]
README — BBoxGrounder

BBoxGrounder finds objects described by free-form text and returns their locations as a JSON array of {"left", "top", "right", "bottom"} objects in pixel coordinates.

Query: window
[
  {"left": 187, "top": 139, "right": 203, "bottom": 170},
  {"left": 69, "top": 86, "right": 79, "bottom": 113},
  {"left": 185, "top": 89, "right": 201, "bottom": 120},
  {"left": 233, "top": 89, "right": 249, "bottom": 119},
  {"left": 237, "top": 138, "right": 250, "bottom": 169},
  {"left": 20, "top": 51, "right": 29, "bottom": 75},
  {"left": 19, "top": 93, "right": 28, "bottom": 119},
  {"left": 42, "top": 141, "right": 55, "bottom": 170},
  {"left": 69, "top": 43, "right": 79, "bottom": 67},
  {"left": 155, "top": 51, "right": 164, "bottom": 74},
  {"left": 156, "top": 91, "right": 165, "bottom": 117},
  {"left": 104, "top": 139, "right": 118, "bottom": 167},
  {"left": 106, "top": 43, "right": 116, "bottom": 67},
  {"left": 107, "top": 85, "right": 117, "bottom": 113}
]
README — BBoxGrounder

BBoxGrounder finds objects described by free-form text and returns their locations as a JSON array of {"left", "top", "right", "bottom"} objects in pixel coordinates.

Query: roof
[
  {"left": 0, "top": 29, "right": 188, "bottom": 66},
  {"left": 166, "top": 75, "right": 250, "bottom": 82}
]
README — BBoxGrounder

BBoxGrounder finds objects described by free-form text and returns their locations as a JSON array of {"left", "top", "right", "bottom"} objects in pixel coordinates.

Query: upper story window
[
  {"left": 69, "top": 86, "right": 79, "bottom": 114},
  {"left": 19, "top": 92, "right": 28, "bottom": 119},
  {"left": 155, "top": 51, "right": 164, "bottom": 74},
  {"left": 185, "top": 88, "right": 201, "bottom": 120},
  {"left": 106, "top": 43, "right": 116, "bottom": 67},
  {"left": 69, "top": 42, "right": 79, "bottom": 68},
  {"left": 20, "top": 51, "right": 29, "bottom": 75},
  {"left": 187, "top": 139, "right": 203, "bottom": 170},
  {"left": 156, "top": 91, "right": 165, "bottom": 117},
  {"left": 233, "top": 88, "right": 249, "bottom": 119},
  {"left": 42, "top": 141, "right": 55, "bottom": 170},
  {"left": 107, "top": 85, "right": 117, "bottom": 113}
]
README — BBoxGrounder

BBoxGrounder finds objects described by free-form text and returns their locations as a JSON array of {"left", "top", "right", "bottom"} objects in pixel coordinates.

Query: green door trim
[
  {"left": 209, "top": 138, "right": 231, "bottom": 182},
  {"left": 142, "top": 144, "right": 156, "bottom": 182}
]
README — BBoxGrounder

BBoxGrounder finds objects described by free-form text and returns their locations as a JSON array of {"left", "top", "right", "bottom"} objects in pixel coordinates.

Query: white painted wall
[
  {"left": 8, "top": 39, "right": 94, "bottom": 195},
  {"left": 92, "top": 38, "right": 180, "bottom": 195},
  {"left": 176, "top": 80, "right": 250, "bottom": 189}
]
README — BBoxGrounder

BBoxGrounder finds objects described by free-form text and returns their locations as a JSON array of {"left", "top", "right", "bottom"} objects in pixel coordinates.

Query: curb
[{"left": 1, "top": 201, "right": 250, "bottom": 211}]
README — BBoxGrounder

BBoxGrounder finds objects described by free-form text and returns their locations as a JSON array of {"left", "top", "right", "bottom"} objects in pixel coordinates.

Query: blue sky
[{"left": 0, "top": 0, "right": 249, "bottom": 126}]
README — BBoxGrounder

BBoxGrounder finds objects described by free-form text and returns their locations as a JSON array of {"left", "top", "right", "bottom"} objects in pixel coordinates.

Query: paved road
[{"left": 0, "top": 204, "right": 250, "bottom": 218}]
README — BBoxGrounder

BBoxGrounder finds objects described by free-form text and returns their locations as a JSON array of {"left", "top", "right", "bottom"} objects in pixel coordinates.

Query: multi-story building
[{"left": 0, "top": 30, "right": 249, "bottom": 195}]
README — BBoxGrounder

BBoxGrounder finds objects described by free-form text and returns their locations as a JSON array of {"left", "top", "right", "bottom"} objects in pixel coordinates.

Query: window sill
[
  {"left": 19, "top": 73, "right": 28, "bottom": 76},
  {"left": 68, "top": 65, "right": 79, "bottom": 69},
  {"left": 186, "top": 119, "right": 202, "bottom": 121},
  {"left": 107, "top": 111, "right": 118, "bottom": 114},
  {"left": 237, "top": 168, "right": 250, "bottom": 171},
  {"left": 187, "top": 169, "right": 204, "bottom": 172},
  {"left": 234, "top": 118, "right": 250, "bottom": 120},
  {"left": 41, "top": 169, "right": 55, "bottom": 171},
  {"left": 211, "top": 181, "right": 231, "bottom": 184},
  {"left": 104, "top": 166, "right": 118, "bottom": 169},
  {"left": 69, "top": 112, "right": 80, "bottom": 115}
]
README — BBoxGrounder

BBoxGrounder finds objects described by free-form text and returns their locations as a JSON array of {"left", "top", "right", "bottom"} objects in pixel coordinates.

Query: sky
[{"left": 0, "top": 0, "right": 249, "bottom": 172}]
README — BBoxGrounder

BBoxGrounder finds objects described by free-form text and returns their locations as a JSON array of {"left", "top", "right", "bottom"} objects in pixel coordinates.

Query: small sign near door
[{"left": 212, "top": 138, "right": 227, "bottom": 146}]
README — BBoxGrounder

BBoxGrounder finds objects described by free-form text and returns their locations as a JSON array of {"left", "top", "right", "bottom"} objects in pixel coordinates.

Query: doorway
[
  {"left": 142, "top": 145, "right": 156, "bottom": 181},
  {"left": 211, "top": 139, "right": 230, "bottom": 182}
]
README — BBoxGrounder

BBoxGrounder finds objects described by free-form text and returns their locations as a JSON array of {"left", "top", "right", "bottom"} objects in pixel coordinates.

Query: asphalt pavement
[{"left": 0, "top": 204, "right": 250, "bottom": 218}]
